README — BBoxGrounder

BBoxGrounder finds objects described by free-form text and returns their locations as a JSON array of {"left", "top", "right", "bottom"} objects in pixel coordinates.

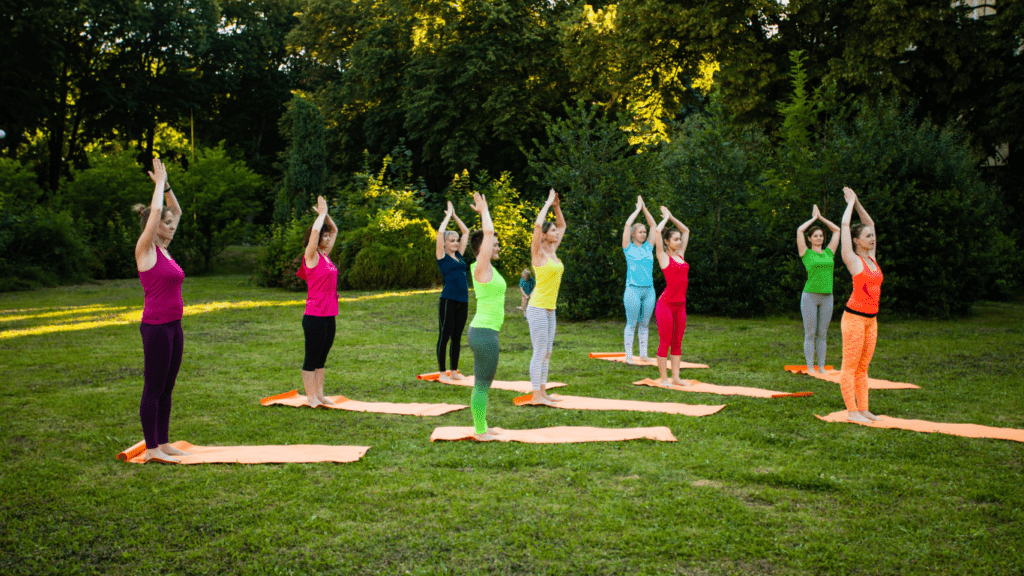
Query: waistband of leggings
[{"left": 843, "top": 306, "right": 877, "bottom": 318}]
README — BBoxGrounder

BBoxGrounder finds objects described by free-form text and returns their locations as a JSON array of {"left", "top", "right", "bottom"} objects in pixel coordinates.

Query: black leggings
[
  {"left": 302, "top": 315, "right": 336, "bottom": 371},
  {"left": 437, "top": 298, "right": 468, "bottom": 373},
  {"left": 140, "top": 320, "right": 183, "bottom": 449}
]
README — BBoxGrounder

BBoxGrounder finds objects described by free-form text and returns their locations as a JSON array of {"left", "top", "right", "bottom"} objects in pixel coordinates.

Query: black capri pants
[{"left": 302, "top": 314, "right": 336, "bottom": 371}]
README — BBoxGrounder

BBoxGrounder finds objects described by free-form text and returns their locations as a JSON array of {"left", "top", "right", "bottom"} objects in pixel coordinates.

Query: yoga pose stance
[
  {"left": 651, "top": 206, "right": 690, "bottom": 387},
  {"left": 297, "top": 196, "right": 339, "bottom": 408},
  {"left": 527, "top": 189, "right": 566, "bottom": 406},
  {"left": 622, "top": 195, "right": 658, "bottom": 363},
  {"left": 435, "top": 201, "right": 470, "bottom": 379},
  {"left": 467, "top": 192, "right": 505, "bottom": 441},
  {"left": 838, "top": 187, "right": 883, "bottom": 423},
  {"left": 796, "top": 205, "right": 840, "bottom": 373},
  {"left": 134, "top": 158, "right": 189, "bottom": 463}
]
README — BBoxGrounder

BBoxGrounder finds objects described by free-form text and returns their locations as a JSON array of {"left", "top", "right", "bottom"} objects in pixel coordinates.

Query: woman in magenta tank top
[
  {"left": 295, "top": 196, "right": 339, "bottom": 407},
  {"left": 651, "top": 205, "right": 691, "bottom": 387},
  {"left": 134, "top": 158, "right": 189, "bottom": 464}
]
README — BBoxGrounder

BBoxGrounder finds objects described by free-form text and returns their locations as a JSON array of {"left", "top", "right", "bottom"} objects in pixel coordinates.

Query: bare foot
[
  {"left": 657, "top": 378, "right": 673, "bottom": 388},
  {"left": 474, "top": 432, "right": 501, "bottom": 441},
  {"left": 639, "top": 357, "right": 652, "bottom": 364},
  {"left": 144, "top": 448, "right": 180, "bottom": 463},
  {"left": 449, "top": 371, "right": 465, "bottom": 381},
  {"left": 540, "top": 390, "right": 561, "bottom": 402},
  {"left": 318, "top": 395, "right": 335, "bottom": 405},
  {"left": 306, "top": 397, "right": 323, "bottom": 408},
  {"left": 671, "top": 378, "right": 688, "bottom": 387},
  {"left": 531, "top": 392, "right": 556, "bottom": 406},
  {"left": 625, "top": 356, "right": 634, "bottom": 364},
  {"left": 861, "top": 410, "right": 880, "bottom": 422},
  {"left": 846, "top": 411, "right": 872, "bottom": 424},
  {"left": 486, "top": 427, "right": 502, "bottom": 436},
  {"left": 158, "top": 444, "right": 191, "bottom": 456}
]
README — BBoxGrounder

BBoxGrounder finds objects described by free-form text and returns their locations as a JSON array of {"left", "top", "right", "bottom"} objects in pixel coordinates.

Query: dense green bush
[
  {"left": 823, "top": 101, "right": 1019, "bottom": 316},
  {"left": 663, "top": 105, "right": 781, "bottom": 316},
  {"left": 525, "top": 100, "right": 667, "bottom": 320},
  {"left": 447, "top": 170, "right": 535, "bottom": 281},
  {"left": 337, "top": 219, "right": 440, "bottom": 290},
  {"left": 0, "top": 159, "right": 96, "bottom": 291},
  {"left": 171, "top": 143, "right": 265, "bottom": 273},
  {"left": 61, "top": 150, "right": 152, "bottom": 279},
  {"left": 253, "top": 217, "right": 308, "bottom": 290}
]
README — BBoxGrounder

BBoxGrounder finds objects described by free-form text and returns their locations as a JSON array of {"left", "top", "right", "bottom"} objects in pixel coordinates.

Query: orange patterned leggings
[{"left": 840, "top": 312, "right": 877, "bottom": 411}]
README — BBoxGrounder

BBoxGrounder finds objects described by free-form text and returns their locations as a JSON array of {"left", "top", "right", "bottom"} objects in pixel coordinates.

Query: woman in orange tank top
[{"left": 839, "top": 186, "right": 883, "bottom": 424}]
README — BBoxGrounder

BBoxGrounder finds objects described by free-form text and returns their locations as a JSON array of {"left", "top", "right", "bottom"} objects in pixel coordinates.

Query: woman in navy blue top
[{"left": 436, "top": 201, "right": 470, "bottom": 379}]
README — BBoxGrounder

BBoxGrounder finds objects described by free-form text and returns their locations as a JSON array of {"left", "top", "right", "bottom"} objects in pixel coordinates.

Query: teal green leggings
[{"left": 467, "top": 327, "right": 499, "bottom": 434}]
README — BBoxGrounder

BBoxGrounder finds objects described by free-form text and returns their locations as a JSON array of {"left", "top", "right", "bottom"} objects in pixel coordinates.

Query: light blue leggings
[
  {"left": 801, "top": 292, "right": 834, "bottom": 371},
  {"left": 624, "top": 285, "right": 656, "bottom": 360}
]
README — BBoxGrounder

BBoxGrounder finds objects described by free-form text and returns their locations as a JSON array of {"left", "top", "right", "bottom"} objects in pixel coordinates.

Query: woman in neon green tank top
[
  {"left": 796, "top": 204, "right": 840, "bottom": 374},
  {"left": 466, "top": 192, "right": 506, "bottom": 441},
  {"left": 526, "top": 188, "right": 566, "bottom": 406}
]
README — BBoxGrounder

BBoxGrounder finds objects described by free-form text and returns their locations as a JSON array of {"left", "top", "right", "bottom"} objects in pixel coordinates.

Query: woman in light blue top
[{"left": 622, "top": 195, "right": 658, "bottom": 363}]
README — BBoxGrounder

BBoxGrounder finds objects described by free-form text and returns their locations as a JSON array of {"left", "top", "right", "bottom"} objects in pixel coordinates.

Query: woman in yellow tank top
[{"left": 526, "top": 189, "right": 566, "bottom": 406}]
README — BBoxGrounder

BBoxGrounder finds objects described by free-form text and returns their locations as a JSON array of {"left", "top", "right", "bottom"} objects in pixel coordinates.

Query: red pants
[
  {"left": 840, "top": 312, "right": 877, "bottom": 411},
  {"left": 655, "top": 299, "right": 686, "bottom": 357}
]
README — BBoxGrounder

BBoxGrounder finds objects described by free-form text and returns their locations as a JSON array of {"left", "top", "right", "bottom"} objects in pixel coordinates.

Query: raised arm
[
  {"left": 622, "top": 196, "right": 644, "bottom": 250},
  {"left": 816, "top": 207, "right": 841, "bottom": 253},
  {"left": 471, "top": 193, "right": 495, "bottom": 284},
  {"left": 452, "top": 206, "right": 470, "bottom": 255},
  {"left": 840, "top": 187, "right": 863, "bottom": 276},
  {"left": 653, "top": 206, "right": 670, "bottom": 269},
  {"left": 436, "top": 203, "right": 453, "bottom": 259},
  {"left": 551, "top": 190, "right": 566, "bottom": 237},
  {"left": 323, "top": 213, "right": 338, "bottom": 254},
  {"left": 136, "top": 159, "right": 167, "bottom": 259},
  {"left": 666, "top": 211, "right": 690, "bottom": 260},
  {"left": 796, "top": 207, "right": 816, "bottom": 258},
  {"left": 305, "top": 196, "right": 328, "bottom": 268},
  {"left": 852, "top": 192, "right": 876, "bottom": 259},
  {"left": 640, "top": 202, "right": 657, "bottom": 245},
  {"left": 148, "top": 159, "right": 182, "bottom": 226},
  {"left": 531, "top": 188, "right": 556, "bottom": 258}
]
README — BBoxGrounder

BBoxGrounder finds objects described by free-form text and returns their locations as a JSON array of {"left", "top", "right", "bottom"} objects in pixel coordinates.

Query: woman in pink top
[
  {"left": 296, "top": 196, "right": 339, "bottom": 407},
  {"left": 134, "top": 158, "right": 189, "bottom": 463},
  {"left": 651, "top": 206, "right": 691, "bottom": 387}
]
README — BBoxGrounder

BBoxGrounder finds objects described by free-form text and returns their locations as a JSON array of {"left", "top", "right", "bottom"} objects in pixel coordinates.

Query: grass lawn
[{"left": 1, "top": 275, "right": 1022, "bottom": 575}]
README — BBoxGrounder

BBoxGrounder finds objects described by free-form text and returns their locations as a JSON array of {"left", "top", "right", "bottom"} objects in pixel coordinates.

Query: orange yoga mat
[
  {"left": 589, "top": 352, "right": 709, "bottom": 369},
  {"left": 430, "top": 425, "right": 677, "bottom": 443},
  {"left": 784, "top": 366, "right": 920, "bottom": 390},
  {"left": 260, "top": 390, "right": 466, "bottom": 416},
  {"left": 116, "top": 440, "right": 370, "bottom": 464},
  {"left": 633, "top": 378, "right": 813, "bottom": 399},
  {"left": 815, "top": 411, "right": 1024, "bottom": 443},
  {"left": 512, "top": 393, "right": 724, "bottom": 416},
  {"left": 416, "top": 372, "right": 567, "bottom": 393}
]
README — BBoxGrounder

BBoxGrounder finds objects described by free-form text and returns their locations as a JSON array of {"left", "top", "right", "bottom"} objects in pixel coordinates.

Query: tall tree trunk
[{"left": 47, "top": 61, "right": 70, "bottom": 192}]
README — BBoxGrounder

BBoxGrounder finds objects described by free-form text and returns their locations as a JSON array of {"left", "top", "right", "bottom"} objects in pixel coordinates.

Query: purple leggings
[{"left": 139, "top": 320, "right": 183, "bottom": 449}]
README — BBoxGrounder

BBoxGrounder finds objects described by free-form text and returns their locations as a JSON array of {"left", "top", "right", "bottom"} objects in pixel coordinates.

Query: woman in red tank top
[
  {"left": 133, "top": 158, "right": 190, "bottom": 463},
  {"left": 839, "top": 186, "right": 884, "bottom": 424},
  {"left": 651, "top": 205, "right": 691, "bottom": 387}
]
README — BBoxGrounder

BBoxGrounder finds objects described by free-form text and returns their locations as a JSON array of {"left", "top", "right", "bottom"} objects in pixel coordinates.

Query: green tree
[
  {"left": 289, "top": 0, "right": 575, "bottom": 194},
  {"left": 274, "top": 96, "right": 328, "bottom": 224}
]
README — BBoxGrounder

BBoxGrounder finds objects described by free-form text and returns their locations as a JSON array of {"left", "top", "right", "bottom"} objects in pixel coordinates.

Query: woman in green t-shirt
[
  {"left": 797, "top": 204, "right": 840, "bottom": 374},
  {"left": 467, "top": 192, "right": 506, "bottom": 441}
]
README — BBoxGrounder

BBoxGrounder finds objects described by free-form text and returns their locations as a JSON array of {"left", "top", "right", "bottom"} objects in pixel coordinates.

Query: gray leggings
[
  {"left": 526, "top": 305, "right": 556, "bottom": 391},
  {"left": 801, "top": 292, "right": 833, "bottom": 371}
]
